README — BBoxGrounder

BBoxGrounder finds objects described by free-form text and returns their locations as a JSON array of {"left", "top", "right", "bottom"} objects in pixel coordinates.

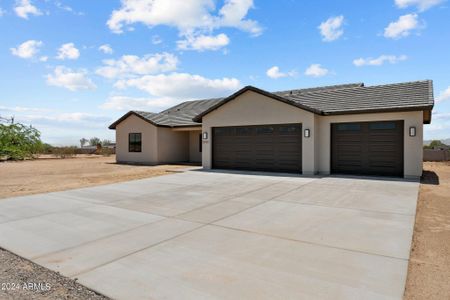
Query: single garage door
[
  {"left": 331, "top": 120, "right": 404, "bottom": 177},
  {"left": 213, "top": 124, "right": 302, "bottom": 173}
]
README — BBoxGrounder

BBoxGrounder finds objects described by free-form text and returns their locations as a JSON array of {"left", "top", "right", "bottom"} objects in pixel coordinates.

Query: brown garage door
[
  {"left": 213, "top": 124, "right": 302, "bottom": 173},
  {"left": 331, "top": 121, "right": 404, "bottom": 177}
]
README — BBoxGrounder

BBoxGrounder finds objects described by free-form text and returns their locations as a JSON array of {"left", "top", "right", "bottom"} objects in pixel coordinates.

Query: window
[
  {"left": 256, "top": 126, "right": 274, "bottom": 135},
  {"left": 369, "top": 122, "right": 396, "bottom": 130},
  {"left": 198, "top": 133, "right": 202, "bottom": 153},
  {"left": 129, "top": 133, "right": 142, "bottom": 152},
  {"left": 236, "top": 127, "right": 253, "bottom": 135},
  {"left": 337, "top": 123, "right": 361, "bottom": 131},
  {"left": 214, "top": 127, "right": 234, "bottom": 136},
  {"left": 279, "top": 125, "right": 300, "bottom": 135}
]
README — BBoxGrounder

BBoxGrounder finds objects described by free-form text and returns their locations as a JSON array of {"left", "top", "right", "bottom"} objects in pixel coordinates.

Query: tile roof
[
  {"left": 109, "top": 80, "right": 434, "bottom": 129},
  {"left": 109, "top": 98, "right": 222, "bottom": 129},
  {"left": 277, "top": 80, "right": 434, "bottom": 115}
]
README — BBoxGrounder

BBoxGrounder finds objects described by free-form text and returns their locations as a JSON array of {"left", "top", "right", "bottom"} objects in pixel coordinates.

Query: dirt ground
[
  {"left": 404, "top": 161, "right": 450, "bottom": 299},
  {"left": 0, "top": 155, "right": 189, "bottom": 199}
]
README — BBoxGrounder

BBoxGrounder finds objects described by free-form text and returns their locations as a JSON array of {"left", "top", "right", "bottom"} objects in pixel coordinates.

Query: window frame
[{"left": 128, "top": 133, "right": 142, "bottom": 153}]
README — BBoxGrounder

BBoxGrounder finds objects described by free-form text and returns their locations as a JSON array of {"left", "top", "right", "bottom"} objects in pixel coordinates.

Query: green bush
[{"left": 0, "top": 123, "right": 43, "bottom": 160}]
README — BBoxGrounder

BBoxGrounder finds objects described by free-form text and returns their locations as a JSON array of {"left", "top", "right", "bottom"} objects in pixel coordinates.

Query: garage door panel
[
  {"left": 332, "top": 121, "right": 404, "bottom": 177},
  {"left": 213, "top": 124, "right": 302, "bottom": 173}
]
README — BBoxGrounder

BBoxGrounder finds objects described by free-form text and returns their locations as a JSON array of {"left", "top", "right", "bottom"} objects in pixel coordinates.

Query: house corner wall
[{"left": 115, "top": 114, "right": 158, "bottom": 164}]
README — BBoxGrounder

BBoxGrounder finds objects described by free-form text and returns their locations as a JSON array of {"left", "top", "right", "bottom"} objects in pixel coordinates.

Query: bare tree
[
  {"left": 102, "top": 139, "right": 112, "bottom": 146},
  {"left": 0, "top": 115, "right": 14, "bottom": 124},
  {"left": 80, "top": 138, "right": 88, "bottom": 148},
  {"left": 89, "top": 137, "right": 101, "bottom": 146}
]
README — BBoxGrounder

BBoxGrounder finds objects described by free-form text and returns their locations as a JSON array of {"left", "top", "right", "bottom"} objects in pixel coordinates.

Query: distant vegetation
[
  {"left": 80, "top": 137, "right": 113, "bottom": 148},
  {"left": 423, "top": 140, "right": 449, "bottom": 149}
]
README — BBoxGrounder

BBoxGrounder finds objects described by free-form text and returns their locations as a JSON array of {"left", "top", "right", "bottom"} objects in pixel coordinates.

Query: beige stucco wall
[
  {"left": 201, "top": 90, "right": 316, "bottom": 174},
  {"left": 317, "top": 111, "right": 424, "bottom": 178},
  {"left": 115, "top": 114, "right": 158, "bottom": 164},
  {"left": 157, "top": 127, "right": 189, "bottom": 163},
  {"left": 201, "top": 91, "right": 424, "bottom": 178},
  {"left": 189, "top": 130, "right": 202, "bottom": 163}
]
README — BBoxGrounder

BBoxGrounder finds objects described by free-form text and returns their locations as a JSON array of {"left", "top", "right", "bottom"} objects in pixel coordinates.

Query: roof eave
[
  {"left": 323, "top": 105, "right": 434, "bottom": 124},
  {"left": 108, "top": 111, "right": 161, "bottom": 130}
]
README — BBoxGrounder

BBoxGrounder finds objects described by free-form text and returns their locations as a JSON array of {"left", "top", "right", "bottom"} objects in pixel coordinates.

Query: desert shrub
[
  {"left": 100, "top": 147, "right": 113, "bottom": 156},
  {"left": 51, "top": 146, "right": 77, "bottom": 158},
  {"left": 0, "top": 123, "right": 43, "bottom": 160}
]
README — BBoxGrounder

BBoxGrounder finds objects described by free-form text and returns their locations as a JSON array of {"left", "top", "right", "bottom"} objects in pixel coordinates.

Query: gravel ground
[
  {"left": 0, "top": 247, "right": 110, "bottom": 300},
  {"left": 404, "top": 162, "right": 450, "bottom": 299}
]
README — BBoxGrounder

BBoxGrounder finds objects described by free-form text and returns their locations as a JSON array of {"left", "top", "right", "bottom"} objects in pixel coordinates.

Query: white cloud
[
  {"left": 353, "top": 54, "right": 408, "bottom": 66},
  {"left": 56, "top": 43, "right": 80, "bottom": 60},
  {"left": 107, "top": 0, "right": 262, "bottom": 45},
  {"left": 46, "top": 66, "right": 96, "bottom": 91},
  {"left": 100, "top": 95, "right": 173, "bottom": 111},
  {"left": 436, "top": 86, "right": 450, "bottom": 103},
  {"left": 114, "top": 72, "right": 240, "bottom": 99},
  {"left": 99, "top": 44, "right": 113, "bottom": 54},
  {"left": 395, "top": 0, "right": 444, "bottom": 11},
  {"left": 216, "top": 0, "right": 262, "bottom": 36},
  {"left": 10, "top": 40, "right": 43, "bottom": 59},
  {"left": 96, "top": 52, "right": 178, "bottom": 79},
  {"left": 266, "top": 66, "right": 296, "bottom": 79},
  {"left": 318, "top": 15, "right": 344, "bottom": 42},
  {"left": 384, "top": 14, "right": 420, "bottom": 39},
  {"left": 21, "top": 112, "right": 108, "bottom": 123},
  {"left": 304, "top": 64, "right": 329, "bottom": 77},
  {"left": 39, "top": 56, "right": 48, "bottom": 62},
  {"left": 177, "top": 33, "right": 230, "bottom": 51},
  {"left": 0, "top": 105, "right": 52, "bottom": 113},
  {"left": 433, "top": 112, "right": 450, "bottom": 120},
  {"left": 14, "top": 0, "right": 42, "bottom": 19},
  {"left": 0, "top": 7, "right": 5, "bottom": 17}
]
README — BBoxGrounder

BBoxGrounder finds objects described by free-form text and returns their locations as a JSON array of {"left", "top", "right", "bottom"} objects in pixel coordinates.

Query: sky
[{"left": 0, "top": 0, "right": 449, "bottom": 146}]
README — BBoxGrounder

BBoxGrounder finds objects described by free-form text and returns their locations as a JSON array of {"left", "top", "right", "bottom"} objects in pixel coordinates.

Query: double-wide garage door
[
  {"left": 212, "top": 124, "right": 302, "bottom": 173},
  {"left": 331, "top": 120, "right": 404, "bottom": 177}
]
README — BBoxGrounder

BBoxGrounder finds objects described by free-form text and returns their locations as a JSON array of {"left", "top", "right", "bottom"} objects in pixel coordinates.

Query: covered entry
[
  {"left": 331, "top": 120, "right": 404, "bottom": 176},
  {"left": 212, "top": 123, "right": 302, "bottom": 173}
]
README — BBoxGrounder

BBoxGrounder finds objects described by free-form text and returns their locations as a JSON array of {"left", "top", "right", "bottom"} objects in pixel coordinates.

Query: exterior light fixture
[
  {"left": 304, "top": 129, "right": 310, "bottom": 138},
  {"left": 202, "top": 132, "right": 208, "bottom": 140},
  {"left": 409, "top": 126, "right": 416, "bottom": 137}
]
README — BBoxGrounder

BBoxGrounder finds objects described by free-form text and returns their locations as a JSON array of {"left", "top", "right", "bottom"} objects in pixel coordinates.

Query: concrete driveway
[{"left": 0, "top": 170, "right": 419, "bottom": 300}]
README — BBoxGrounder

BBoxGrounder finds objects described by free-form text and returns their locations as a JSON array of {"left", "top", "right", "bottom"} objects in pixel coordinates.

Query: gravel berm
[{"left": 0, "top": 247, "right": 110, "bottom": 300}]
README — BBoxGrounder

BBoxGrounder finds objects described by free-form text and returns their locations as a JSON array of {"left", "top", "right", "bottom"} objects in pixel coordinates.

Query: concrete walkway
[{"left": 0, "top": 170, "right": 419, "bottom": 300}]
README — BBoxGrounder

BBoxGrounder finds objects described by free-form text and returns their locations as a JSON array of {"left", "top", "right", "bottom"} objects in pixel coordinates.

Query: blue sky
[{"left": 0, "top": 0, "right": 449, "bottom": 145}]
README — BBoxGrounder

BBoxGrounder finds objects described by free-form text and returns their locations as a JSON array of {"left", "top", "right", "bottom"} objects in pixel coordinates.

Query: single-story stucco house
[{"left": 109, "top": 80, "right": 434, "bottom": 179}]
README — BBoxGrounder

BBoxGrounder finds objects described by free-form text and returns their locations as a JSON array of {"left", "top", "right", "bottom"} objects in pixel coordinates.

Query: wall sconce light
[
  {"left": 409, "top": 126, "right": 416, "bottom": 137},
  {"left": 202, "top": 132, "right": 208, "bottom": 140},
  {"left": 304, "top": 129, "right": 310, "bottom": 138}
]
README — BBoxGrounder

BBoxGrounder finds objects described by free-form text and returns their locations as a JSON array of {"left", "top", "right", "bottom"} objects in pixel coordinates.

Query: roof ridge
[
  {"left": 362, "top": 80, "right": 432, "bottom": 89},
  {"left": 133, "top": 110, "right": 157, "bottom": 115},
  {"left": 275, "top": 83, "right": 364, "bottom": 95}
]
